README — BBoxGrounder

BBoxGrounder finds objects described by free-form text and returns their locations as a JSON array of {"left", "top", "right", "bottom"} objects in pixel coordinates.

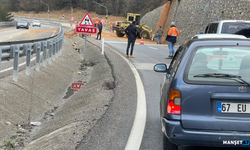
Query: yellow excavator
[{"left": 114, "top": 13, "right": 152, "bottom": 39}]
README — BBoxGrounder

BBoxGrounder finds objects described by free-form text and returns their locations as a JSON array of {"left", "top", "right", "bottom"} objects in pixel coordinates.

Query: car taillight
[{"left": 167, "top": 89, "right": 181, "bottom": 115}]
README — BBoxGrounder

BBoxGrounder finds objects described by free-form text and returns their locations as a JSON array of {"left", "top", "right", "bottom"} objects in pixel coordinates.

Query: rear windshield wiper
[{"left": 194, "top": 73, "right": 250, "bottom": 86}]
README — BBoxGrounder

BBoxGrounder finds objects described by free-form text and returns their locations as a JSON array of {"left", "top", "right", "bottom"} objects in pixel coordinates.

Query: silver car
[
  {"left": 33, "top": 20, "right": 41, "bottom": 27},
  {"left": 16, "top": 20, "right": 29, "bottom": 29}
]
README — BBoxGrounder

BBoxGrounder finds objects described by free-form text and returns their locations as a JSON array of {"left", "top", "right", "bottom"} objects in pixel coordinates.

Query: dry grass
[{"left": 12, "top": 8, "right": 124, "bottom": 26}]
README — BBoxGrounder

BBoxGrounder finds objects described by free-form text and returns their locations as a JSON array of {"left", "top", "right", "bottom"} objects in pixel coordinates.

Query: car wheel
[
  {"left": 16, "top": 26, "right": 19, "bottom": 29},
  {"left": 163, "top": 134, "right": 178, "bottom": 150}
]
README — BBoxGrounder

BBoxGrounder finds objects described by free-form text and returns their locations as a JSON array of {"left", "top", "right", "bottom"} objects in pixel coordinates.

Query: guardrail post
[
  {"left": 52, "top": 40, "right": 56, "bottom": 61},
  {"left": 48, "top": 40, "right": 53, "bottom": 64},
  {"left": 25, "top": 44, "right": 32, "bottom": 75},
  {"left": 59, "top": 38, "right": 62, "bottom": 56},
  {"left": 42, "top": 41, "right": 47, "bottom": 66},
  {"left": 0, "top": 47, "right": 2, "bottom": 75},
  {"left": 13, "top": 45, "right": 20, "bottom": 81},
  {"left": 102, "top": 38, "right": 104, "bottom": 55},
  {"left": 35, "top": 42, "right": 41, "bottom": 71},
  {"left": 55, "top": 39, "right": 59, "bottom": 58}
]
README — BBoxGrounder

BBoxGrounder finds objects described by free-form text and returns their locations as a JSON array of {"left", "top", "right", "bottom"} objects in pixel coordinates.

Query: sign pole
[
  {"left": 102, "top": 38, "right": 104, "bottom": 55},
  {"left": 84, "top": 34, "right": 87, "bottom": 60},
  {"left": 70, "top": 6, "right": 73, "bottom": 27}
]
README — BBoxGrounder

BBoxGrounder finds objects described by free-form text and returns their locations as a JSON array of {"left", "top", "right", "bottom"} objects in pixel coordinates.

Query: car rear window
[
  {"left": 207, "top": 23, "right": 218, "bottom": 33},
  {"left": 187, "top": 46, "right": 250, "bottom": 83},
  {"left": 221, "top": 22, "right": 250, "bottom": 34}
]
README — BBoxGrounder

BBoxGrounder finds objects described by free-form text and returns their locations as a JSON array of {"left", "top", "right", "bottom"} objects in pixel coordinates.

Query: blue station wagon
[{"left": 154, "top": 35, "right": 250, "bottom": 149}]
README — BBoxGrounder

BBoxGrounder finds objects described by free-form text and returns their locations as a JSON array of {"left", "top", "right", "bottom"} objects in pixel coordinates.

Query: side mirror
[{"left": 154, "top": 64, "right": 169, "bottom": 73}]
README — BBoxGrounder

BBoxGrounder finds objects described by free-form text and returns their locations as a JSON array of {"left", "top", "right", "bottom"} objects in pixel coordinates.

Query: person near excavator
[{"left": 125, "top": 21, "right": 139, "bottom": 58}]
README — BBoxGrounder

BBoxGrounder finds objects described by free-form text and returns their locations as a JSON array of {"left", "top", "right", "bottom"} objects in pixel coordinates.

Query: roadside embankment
[{"left": 0, "top": 29, "right": 114, "bottom": 150}]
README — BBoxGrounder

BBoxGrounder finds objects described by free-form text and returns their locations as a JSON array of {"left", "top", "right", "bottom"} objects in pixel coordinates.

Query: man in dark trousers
[
  {"left": 166, "top": 22, "right": 179, "bottom": 59},
  {"left": 125, "top": 21, "right": 139, "bottom": 58},
  {"left": 96, "top": 22, "right": 102, "bottom": 40},
  {"left": 156, "top": 26, "right": 163, "bottom": 44}
]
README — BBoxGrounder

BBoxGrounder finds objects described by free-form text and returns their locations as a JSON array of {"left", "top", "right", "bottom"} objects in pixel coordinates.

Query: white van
[{"left": 204, "top": 20, "right": 250, "bottom": 36}]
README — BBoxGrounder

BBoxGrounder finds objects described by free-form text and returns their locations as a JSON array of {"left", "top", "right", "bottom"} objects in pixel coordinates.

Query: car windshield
[
  {"left": 221, "top": 22, "right": 250, "bottom": 34},
  {"left": 34, "top": 21, "right": 39, "bottom": 23},
  {"left": 187, "top": 46, "right": 250, "bottom": 83}
]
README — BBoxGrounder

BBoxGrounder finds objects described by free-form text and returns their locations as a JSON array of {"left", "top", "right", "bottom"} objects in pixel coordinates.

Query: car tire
[
  {"left": 163, "top": 134, "right": 178, "bottom": 150},
  {"left": 16, "top": 26, "right": 19, "bottom": 29}
]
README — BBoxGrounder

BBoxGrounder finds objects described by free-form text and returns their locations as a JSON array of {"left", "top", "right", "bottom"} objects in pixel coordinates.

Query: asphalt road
[
  {"left": 104, "top": 39, "right": 171, "bottom": 150},
  {"left": 0, "top": 23, "right": 58, "bottom": 42}
]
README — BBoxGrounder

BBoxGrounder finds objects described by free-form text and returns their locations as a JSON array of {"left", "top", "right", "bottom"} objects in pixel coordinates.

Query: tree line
[{"left": 0, "top": 0, "right": 168, "bottom": 21}]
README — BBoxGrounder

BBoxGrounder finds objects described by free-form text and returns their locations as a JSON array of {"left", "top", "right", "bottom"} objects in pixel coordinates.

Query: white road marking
[
  {"left": 105, "top": 40, "right": 166, "bottom": 46},
  {"left": 134, "top": 63, "right": 155, "bottom": 70},
  {"left": 51, "top": 29, "right": 58, "bottom": 37},
  {"left": 105, "top": 41, "right": 127, "bottom": 44},
  {"left": 148, "top": 46, "right": 158, "bottom": 50},
  {"left": 104, "top": 43, "right": 147, "bottom": 150}
]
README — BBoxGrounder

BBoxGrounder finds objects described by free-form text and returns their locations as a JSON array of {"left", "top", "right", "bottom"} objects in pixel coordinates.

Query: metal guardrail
[
  {"left": 0, "top": 21, "right": 17, "bottom": 27},
  {"left": 0, "top": 21, "right": 64, "bottom": 81},
  {"left": 14, "top": 15, "right": 69, "bottom": 23}
]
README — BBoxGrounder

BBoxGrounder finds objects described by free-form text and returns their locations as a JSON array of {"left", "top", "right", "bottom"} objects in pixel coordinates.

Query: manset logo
[{"left": 223, "top": 139, "right": 249, "bottom": 146}]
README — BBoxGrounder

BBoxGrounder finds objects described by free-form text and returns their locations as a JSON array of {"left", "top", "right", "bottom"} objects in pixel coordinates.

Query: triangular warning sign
[{"left": 79, "top": 12, "right": 94, "bottom": 27}]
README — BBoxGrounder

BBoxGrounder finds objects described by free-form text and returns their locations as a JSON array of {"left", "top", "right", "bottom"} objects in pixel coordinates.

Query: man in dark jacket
[
  {"left": 166, "top": 22, "right": 179, "bottom": 59},
  {"left": 96, "top": 23, "right": 102, "bottom": 40},
  {"left": 125, "top": 21, "right": 139, "bottom": 58}
]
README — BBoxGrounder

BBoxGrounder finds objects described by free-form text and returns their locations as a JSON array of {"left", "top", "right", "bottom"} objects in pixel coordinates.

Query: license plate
[{"left": 217, "top": 102, "right": 250, "bottom": 113}]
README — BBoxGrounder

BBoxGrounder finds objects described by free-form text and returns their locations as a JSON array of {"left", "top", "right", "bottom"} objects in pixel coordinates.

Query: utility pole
[
  {"left": 70, "top": 4, "right": 73, "bottom": 27},
  {"left": 39, "top": 1, "right": 49, "bottom": 19},
  {"left": 93, "top": 1, "right": 108, "bottom": 28}
]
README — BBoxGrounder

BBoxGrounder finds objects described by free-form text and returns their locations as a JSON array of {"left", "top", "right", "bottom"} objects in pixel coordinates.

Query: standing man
[
  {"left": 96, "top": 23, "right": 102, "bottom": 40},
  {"left": 110, "top": 25, "right": 113, "bottom": 32},
  {"left": 166, "top": 22, "right": 179, "bottom": 59},
  {"left": 125, "top": 21, "right": 139, "bottom": 58},
  {"left": 156, "top": 26, "right": 163, "bottom": 44}
]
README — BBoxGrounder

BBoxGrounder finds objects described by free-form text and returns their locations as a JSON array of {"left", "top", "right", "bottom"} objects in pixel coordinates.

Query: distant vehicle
[
  {"left": 32, "top": 20, "right": 41, "bottom": 27},
  {"left": 192, "top": 33, "right": 247, "bottom": 40},
  {"left": 113, "top": 13, "right": 152, "bottom": 39},
  {"left": 154, "top": 36, "right": 250, "bottom": 149},
  {"left": 203, "top": 20, "right": 250, "bottom": 37},
  {"left": 16, "top": 20, "right": 29, "bottom": 29}
]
